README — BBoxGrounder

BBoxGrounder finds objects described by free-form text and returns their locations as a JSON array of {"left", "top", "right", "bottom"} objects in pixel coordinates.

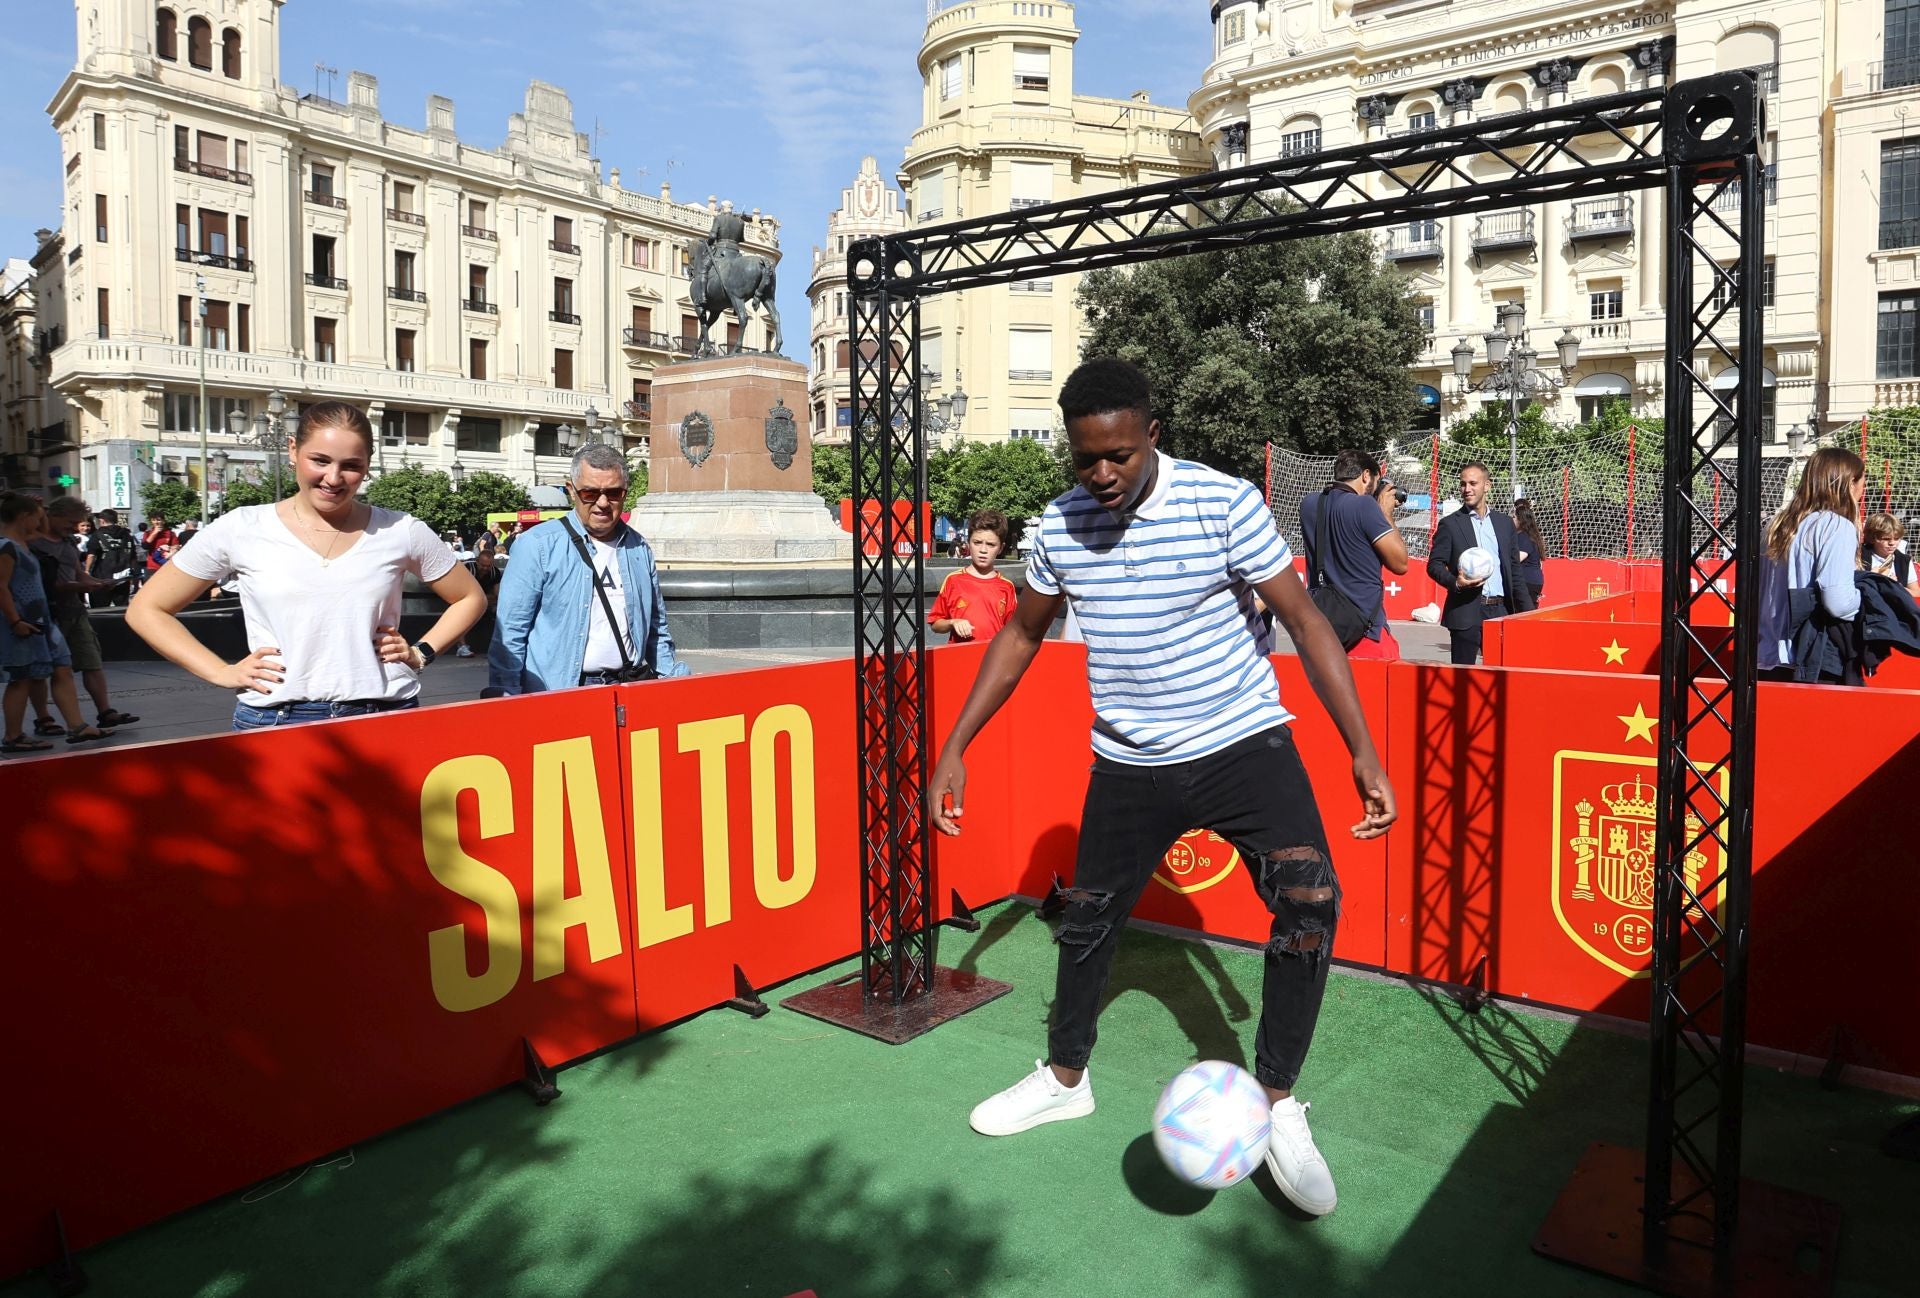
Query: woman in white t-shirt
[{"left": 128, "top": 401, "right": 486, "bottom": 729}]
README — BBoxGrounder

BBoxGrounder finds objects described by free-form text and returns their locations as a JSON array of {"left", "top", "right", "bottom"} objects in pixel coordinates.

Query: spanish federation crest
[
  {"left": 765, "top": 400, "right": 798, "bottom": 471},
  {"left": 1551, "top": 751, "right": 1724, "bottom": 979},
  {"left": 679, "top": 410, "right": 714, "bottom": 468},
  {"left": 1154, "top": 828, "right": 1241, "bottom": 896}
]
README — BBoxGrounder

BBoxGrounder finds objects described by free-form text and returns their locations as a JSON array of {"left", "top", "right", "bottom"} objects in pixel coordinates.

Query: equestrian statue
[{"left": 685, "top": 201, "right": 783, "bottom": 356}]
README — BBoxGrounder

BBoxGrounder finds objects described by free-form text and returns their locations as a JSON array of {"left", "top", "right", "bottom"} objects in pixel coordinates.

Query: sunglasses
[{"left": 571, "top": 487, "right": 622, "bottom": 504}]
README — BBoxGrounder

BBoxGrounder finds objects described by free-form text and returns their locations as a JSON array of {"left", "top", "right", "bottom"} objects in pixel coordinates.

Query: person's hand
[
  {"left": 217, "top": 647, "right": 284, "bottom": 692},
  {"left": 8, "top": 617, "right": 43, "bottom": 638},
  {"left": 952, "top": 618, "right": 975, "bottom": 640},
  {"left": 1456, "top": 571, "right": 1488, "bottom": 590},
  {"left": 928, "top": 752, "right": 968, "bottom": 836},
  {"left": 374, "top": 624, "right": 422, "bottom": 669},
  {"left": 1349, "top": 755, "right": 1396, "bottom": 839}
]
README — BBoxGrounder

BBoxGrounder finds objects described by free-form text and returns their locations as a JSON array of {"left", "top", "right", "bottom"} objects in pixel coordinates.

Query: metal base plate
[
  {"left": 783, "top": 966, "right": 1013, "bottom": 1044},
  {"left": 1533, "top": 1142, "right": 1840, "bottom": 1298}
]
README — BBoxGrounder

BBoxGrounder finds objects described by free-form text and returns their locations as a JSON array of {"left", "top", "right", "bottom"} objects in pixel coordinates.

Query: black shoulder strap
[
  {"left": 560, "top": 518, "right": 636, "bottom": 673},
  {"left": 1303, "top": 485, "right": 1340, "bottom": 589}
]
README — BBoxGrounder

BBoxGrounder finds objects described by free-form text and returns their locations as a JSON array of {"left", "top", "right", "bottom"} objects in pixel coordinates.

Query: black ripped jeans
[{"left": 1049, "top": 726, "right": 1340, "bottom": 1090}]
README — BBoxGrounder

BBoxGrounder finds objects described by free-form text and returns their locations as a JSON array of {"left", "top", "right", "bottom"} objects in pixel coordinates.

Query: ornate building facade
[
  {"left": 807, "top": 157, "right": 908, "bottom": 446},
  {"left": 39, "top": 0, "right": 782, "bottom": 502},
  {"left": 1190, "top": 0, "right": 1821, "bottom": 444},
  {"left": 894, "top": 0, "right": 1210, "bottom": 446}
]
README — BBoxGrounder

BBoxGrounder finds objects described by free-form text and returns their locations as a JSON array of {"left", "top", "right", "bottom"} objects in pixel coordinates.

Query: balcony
[
  {"left": 67, "top": 245, "right": 83, "bottom": 265},
  {"left": 1872, "top": 58, "right": 1920, "bottom": 92},
  {"left": 674, "top": 335, "right": 704, "bottom": 353},
  {"left": 1471, "top": 210, "right": 1535, "bottom": 253},
  {"left": 1381, "top": 224, "right": 1442, "bottom": 261},
  {"left": 624, "top": 399, "right": 652, "bottom": 421},
  {"left": 549, "top": 310, "right": 581, "bottom": 325},
  {"left": 549, "top": 239, "right": 581, "bottom": 255},
  {"left": 305, "top": 273, "right": 347, "bottom": 290},
  {"left": 388, "top": 287, "right": 426, "bottom": 303},
  {"left": 386, "top": 208, "right": 425, "bottom": 226},
  {"left": 305, "top": 190, "right": 347, "bottom": 210},
  {"left": 1009, "top": 197, "right": 1047, "bottom": 210},
  {"left": 623, "top": 328, "right": 674, "bottom": 349},
  {"left": 463, "top": 298, "right": 498, "bottom": 314},
  {"left": 1009, "top": 279, "right": 1052, "bottom": 292},
  {"left": 916, "top": 208, "right": 944, "bottom": 224},
  {"left": 1014, "top": 75, "right": 1050, "bottom": 91},
  {"left": 175, "top": 157, "right": 251, "bottom": 186},
  {"left": 462, "top": 225, "right": 497, "bottom": 241},
  {"left": 1008, "top": 368, "right": 1052, "bottom": 382},
  {"left": 1568, "top": 197, "right": 1634, "bottom": 241},
  {"left": 1710, "top": 167, "right": 1777, "bottom": 213},
  {"left": 1582, "top": 318, "right": 1632, "bottom": 344},
  {"left": 175, "top": 248, "right": 254, "bottom": 272}
]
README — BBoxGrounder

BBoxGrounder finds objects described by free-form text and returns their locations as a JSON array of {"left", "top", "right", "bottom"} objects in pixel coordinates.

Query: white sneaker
[
  {"left": 969, "top": 1060, "right": 1095, "bottom": 1136},
  {"left": 1265, "top": 1097, "right": 1337, "bottom": 1215},
  {"left": 455, "top": 645, "right": 475, "bottom": 658}
]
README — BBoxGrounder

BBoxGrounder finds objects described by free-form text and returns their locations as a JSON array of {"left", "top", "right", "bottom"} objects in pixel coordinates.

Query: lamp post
[
  {"left": 1450, "top": 302, "right": 1581, "bottom": 501},
  {"left": 449, "top": 459, "right": 467, "bottom": 490},
  {"left": 208, "top": 449, "right": 229, "bottom": 507},
  {"left": 227, "top": 388, "right": 292, "bottom": 500},
  {"left": 195, "top": 274, "right": 210, "bottom": 524}
]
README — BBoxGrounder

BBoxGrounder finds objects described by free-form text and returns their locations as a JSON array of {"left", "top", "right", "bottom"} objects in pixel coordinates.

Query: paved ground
[{"left": 3, "top": 622, "right": 1452, "bottom": 759}]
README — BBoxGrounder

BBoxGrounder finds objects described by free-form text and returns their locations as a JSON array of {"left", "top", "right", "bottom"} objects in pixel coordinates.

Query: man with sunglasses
[{"left": 487, "top": 444, "right": 690, "bottom": 695}]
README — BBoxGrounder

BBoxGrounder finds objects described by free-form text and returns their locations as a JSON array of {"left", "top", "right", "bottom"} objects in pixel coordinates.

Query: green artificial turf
[{"left": 8, "top": 902, "right": 1916, "bottom": 1297}]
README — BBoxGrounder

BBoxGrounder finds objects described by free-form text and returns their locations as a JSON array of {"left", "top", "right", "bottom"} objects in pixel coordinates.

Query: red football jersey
[{"left": 928, "top": 568, "right": 1019, "bottom": 643}]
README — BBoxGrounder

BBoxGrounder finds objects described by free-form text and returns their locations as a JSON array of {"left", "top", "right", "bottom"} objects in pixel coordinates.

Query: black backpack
[
  {"left": 1301, "top": 487, "right": 1376, "bottom": 651},
  {"left": 93, "top": 527, "right": 136, "bottom": 584}
]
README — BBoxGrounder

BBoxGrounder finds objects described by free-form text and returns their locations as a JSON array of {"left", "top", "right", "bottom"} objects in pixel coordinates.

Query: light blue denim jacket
[{"left": 487, "top": 518, "right": 690, "bottom": 694}]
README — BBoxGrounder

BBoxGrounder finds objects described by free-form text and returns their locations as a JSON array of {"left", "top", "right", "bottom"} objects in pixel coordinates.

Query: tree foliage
[
  {"left": 139, "top": 479, "right": 200, "bottom": 526},
  {"left": 625, "top": 455, "right": 650, "bottom": 508},
  {"left": 810, "top": 442, "right": 916, "bottom": 505},
  {"left": 927, "top": 440, "right": 1068, "bottom": 539},
  {"left": 1077, "top": 218, "right": 1428, "bottom": 482},
  {"left": 211, "top": 473, "right": 296, "bottom": 517},
  {"left": 364, "top": 465, "right": 526, "bottom": 536},
  {"left": 445, "top": 471, "right": 531, "bottom": 538},
  {"left": 1864, "top": 406, "right": 1920, "bottom": 461}
]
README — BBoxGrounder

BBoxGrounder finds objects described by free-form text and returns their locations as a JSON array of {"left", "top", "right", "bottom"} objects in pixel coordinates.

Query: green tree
[
  {"left": 1444, "top": 399, "right": 1564, "bottom": 451},
  {"left": 1864, "top": 406, "right": 1920, "bottom": 461},
  {"left": 211, "top": 472, "right": 296, "bottom": 517},
  {"left": 365, "top": 464, "right": 456, "bottom": 534},
  {"left": 443, "top": 470, "right": 529, "bottom": 539},
  {"left": 811, "top": 441, "right": 916, "bottom": 504},
  {"left": 139, "top": 479, "right": 199, "bottom": 526},
  {"left": 927, "top": 440, "right": 1068, "bottom": 540},
  {"left": 1077, "top": 216, "right": 1428, "bottom": 481},
  {"left": 625, "top": 455, "right": 650, "bottom": 509}
]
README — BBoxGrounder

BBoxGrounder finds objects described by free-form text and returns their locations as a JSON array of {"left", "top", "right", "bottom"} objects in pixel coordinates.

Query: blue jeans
[{"left": 232, "top": 697, "right": 419, "bottom": 731}]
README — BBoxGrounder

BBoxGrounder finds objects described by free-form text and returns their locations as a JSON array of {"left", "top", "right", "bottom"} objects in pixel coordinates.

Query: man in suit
[{"left": 1427, "top": 461, "right": 1536, "bottom": 665}]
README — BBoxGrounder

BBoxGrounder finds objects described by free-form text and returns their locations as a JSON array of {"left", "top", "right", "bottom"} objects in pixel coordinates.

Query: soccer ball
[
  {"left": 1151, "top": 1061, "right": 1272, "bottom": 1190},
  {"left": 1457, "top": 545, "right": 1498, "bottom": 584}
]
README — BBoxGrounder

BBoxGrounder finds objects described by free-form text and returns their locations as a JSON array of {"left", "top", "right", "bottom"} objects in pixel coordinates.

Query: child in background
[{"left": 929, "top": 509, "right": 1019, "bottom": 645}]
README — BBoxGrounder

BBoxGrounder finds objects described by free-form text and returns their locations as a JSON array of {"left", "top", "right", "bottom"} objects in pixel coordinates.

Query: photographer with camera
[
  {"left": 487, "top": 443, "right": 689, "bottom": 696},
  {"left": 1298, "top": 449, "right": 1410, "bottom": 662}
]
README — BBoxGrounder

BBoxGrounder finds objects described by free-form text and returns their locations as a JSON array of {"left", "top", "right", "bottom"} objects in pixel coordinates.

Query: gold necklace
[{"left": 295, "top": 499, "right": 353, "bottom": 567}]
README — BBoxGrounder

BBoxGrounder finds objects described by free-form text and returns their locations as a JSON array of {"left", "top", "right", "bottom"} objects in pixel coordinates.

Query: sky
[{"left": 1, "top": 0, "right": 1207, "bottom": 349}]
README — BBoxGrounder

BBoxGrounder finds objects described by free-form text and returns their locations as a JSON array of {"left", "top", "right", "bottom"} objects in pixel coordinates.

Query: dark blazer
[{"left": 1427, "top": 507, "right": 1537, "bottom": 630}]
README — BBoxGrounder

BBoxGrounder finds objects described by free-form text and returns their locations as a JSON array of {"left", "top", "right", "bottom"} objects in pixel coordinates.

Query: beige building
[
  {"left": 891, "top": 0, "right": 1210, "bottom": 446},
  {"left": 808, "top": 157, "right": 908, "bottom": 446},
  {"left": 40, "top": 0, "right": 782, "bottom": 506},
  {"left": 1190, "top": 0, "right": 1818, "bottom": 445}
]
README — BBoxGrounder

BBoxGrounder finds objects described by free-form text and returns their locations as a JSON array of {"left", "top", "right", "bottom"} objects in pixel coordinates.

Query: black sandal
[
  {"left": 96, "top": 709, "right": 140, "bottom": 727},
  {"left": 65, "top": 726, "right": 115, "bottom": 745},
  {"left": 2, "top": 735, "right": 55, "bottom": 753},
  {"left": 33, "top": 719, "right": 65, "bottom": 736}
]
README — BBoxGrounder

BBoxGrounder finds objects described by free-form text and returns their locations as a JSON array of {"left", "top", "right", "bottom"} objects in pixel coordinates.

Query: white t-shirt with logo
[
  {"left": 171, "top": 503, "right": 455, "bottom": 707},
  {"left": 581, "top": 533, "right": 636, "bottom": 672}
]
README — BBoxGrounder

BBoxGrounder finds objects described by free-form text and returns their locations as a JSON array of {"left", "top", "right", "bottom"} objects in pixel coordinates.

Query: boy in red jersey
[{"left": 930, "top": 509, "right": 1019, "bottom": 644}]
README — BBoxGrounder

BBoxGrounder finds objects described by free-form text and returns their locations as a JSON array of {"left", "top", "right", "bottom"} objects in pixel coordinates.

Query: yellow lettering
[
  {"left": 629, "top": 728, "right": 694, "bottom": 949},
  {"left": 530, "top": 735, "right": 623, "bottom": 981},
  {"left": 751, "top": 704, "right": 817, "bottom": 911},
  {"left": 678, "top": 714, "right": 746, "bottom": 927},
  {"left": 420, "top": 756, "right": 522, "bottom": 1013}
]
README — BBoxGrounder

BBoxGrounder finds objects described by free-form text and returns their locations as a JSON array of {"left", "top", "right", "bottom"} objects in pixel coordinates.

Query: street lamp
[
  {"left": 208, "top": 448, "right": 229, "bottom": 495},
  {"left": 923, "top": 371, "right": 969, "bottom": 442},
  {"left": 228, "top": 387, "right": 291, "bottom": 500},
  {"left": 1451, "top": 304, "right": 1581, "bottom": 501},
  {"left": 450, "top": 460, "right": 467, "bottom": 490}
]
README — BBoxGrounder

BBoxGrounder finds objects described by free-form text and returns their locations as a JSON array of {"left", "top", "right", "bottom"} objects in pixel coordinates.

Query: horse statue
[{"left": 685, "top": 233, "right": 783, "bottom": 357}]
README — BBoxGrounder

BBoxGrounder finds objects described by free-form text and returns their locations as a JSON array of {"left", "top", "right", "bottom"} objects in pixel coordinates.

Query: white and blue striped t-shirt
[{"left": 1026, "top": 451, "right": 1293, "bottom": 766}]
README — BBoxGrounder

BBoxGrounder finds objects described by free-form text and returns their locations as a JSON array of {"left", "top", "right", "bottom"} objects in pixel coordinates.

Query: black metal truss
[{"left": 851, "top": 72, "right": 1767, "bottom": 1259}]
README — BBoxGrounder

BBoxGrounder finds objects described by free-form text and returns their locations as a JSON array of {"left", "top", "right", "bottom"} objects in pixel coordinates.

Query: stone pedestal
[{"left": 635, "top": 354, "right": 850, "bottom": 562}]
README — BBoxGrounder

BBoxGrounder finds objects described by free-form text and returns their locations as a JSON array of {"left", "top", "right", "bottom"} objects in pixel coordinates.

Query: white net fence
[{"left": 1260, "top": 422, "right": 1918, "bottom": 563}]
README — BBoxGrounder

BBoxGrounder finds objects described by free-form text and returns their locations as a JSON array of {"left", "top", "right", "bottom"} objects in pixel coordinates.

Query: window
[
  {"left": 1280, "top": 125, "right": 1322, "bottom": 158},
  {"left": 198, "top": 209, "right": 228, "bottom": 256},
  {"left": 468, "top": 265, "right": 488, "bottom": 305},
  {"left": 1763, "top": 259, "right": 1776, "bottom": 307},
  {"left": 312, "top": 234, "right": 336, "bottom": 280},
  {"left": 238, "top": 304, "right": 249, "bottom": 354},
  {"left": 395, "top": 328, "right": 416, "bottom": 373},
  {"left": 469, "top": 338, "right": 488, "bottom": 380},
  {"left": 554, "top": 348, "right": 573, "bottom": 389},
  {"left": 457, "top": 417, "right": 502, "bottom": 454},
  {"left": 1416, "top": 302, "right": 1436, "bottom": 336},
  {"left": 552, "top": 215, "right": 575, "bottom": 251},
  {"left": 156, "top": 7, "right": 177, "bottom": 60},
  {"left": 393, "top": 250, "right": 416, "bottom": 292},
  {"left": 175, "top": 203, "right": 189, "bottom": 253},
  {"left": 921, "top": 333, "right": 943, "bottom": 384},
  {"left": 221, "top": 27, "right": 241, "bottom": 79},
  {"left": 166, "top": 395, "right": 244, "bottom": 432},
  {"left": 680, "top": 313, "right": 700, "bottom": 344},
  {"left": 1574, "top": 374, "right": 1632, "bottom": 423},
  {"left": 235, "top": 215, "right": 249, "bottom": 262},
  {"left": 632, "top": 377, "right": 652, "bottom": 414},
  {"left": 1008, "top": 329, "right": 1052, "bottom": 381},
  {"left": 384, "top": 410, "right": 431, "bottom": 448},
  {"left": 97, "top": 289, "right": 109, "bottom": 340},
  {"left": 196, "top": 132, "right": 227, "bottom": 169},
  {"left": 553, "top": 277, "right": 574, "bottom": 317},
  {"left": 1010, "top": 408, "right": 1054, "bottom": 442},
  {"left": 836, "top": 339, "right": 850, "bottom": 369},
  {"left": 468, "top": 199, "right": 488, "bottom": 229},
  {"left": 1409, "top": 108, "right": 1436, "bottom": 132},
  {"left": 940, "top": 55, "right": 962, "bottom": 100},
  {"left": 187, "top": 16, "right": 211, "bottom": 69},
  {"left": 391, "top": 181, "right": 415, "bottom": 215},
  {"left": 1221, "top": 10, "right": 1245, "bottom": 46},
  {"left": 174, "top": 125, "right": 188, "bottom": 162},
  {"left": 314, "top": 317, "right": 337, "bottom": 363},
  {"left": 1010, "top": 161, "right": 1051, "bottom": 209},
  {"left": 177, "top": 295, "right": 191, "bottom": 345},
  {"left": 94, "top": 194, "right": 107, "bottom": 242},
  {"left": 1883, "top": 139, "right": 1920, "bottom": 249},
  {"left": 631, "top": 304, "right": 652, "bottom": 334},
  {"left": 1881, "top": 293, "right": 1920, "bottom": 378},
  {"left": 533, "top": 422, "right": 562, "bottom": 457},
  {"left": 1589, "top": 289, "right": 1624, "bottom": 320},
  {"left": 310, "top": 164, "right": 334, "bottom": 199},
  {"left": 92, "top": 113, "right": 105, "bottom": 149},
  {"left": 630, "top": 236, "right": 653, "bottom": 268},
  {"left": 1894, "top": 0, "right": 1920, "bottom": 89},
  {"left": 204, "top": 300, "right": 230, "bottom": 351},
  {"left": 1013, "top": 46, "right": 1050, "bottom": 91},
  {"left": 727, "top": 321, "right": 743, "bottom": 351}
]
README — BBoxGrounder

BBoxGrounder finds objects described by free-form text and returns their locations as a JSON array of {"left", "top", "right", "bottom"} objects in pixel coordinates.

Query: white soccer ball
[
  {"left": 1151, "top": 1060, "right": 1272, "bottom": 1190},
  {"left": 1457, "top": 546, "right": 1498, "bottom": 583}
]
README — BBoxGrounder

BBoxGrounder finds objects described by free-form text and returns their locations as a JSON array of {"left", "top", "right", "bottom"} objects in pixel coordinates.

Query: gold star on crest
[
  {"left": 1618, "top": 704, "right": 1658, "bottom": 744},
  {"left": 1601, "top": 639, "right": 1630, "bottom": 665}
]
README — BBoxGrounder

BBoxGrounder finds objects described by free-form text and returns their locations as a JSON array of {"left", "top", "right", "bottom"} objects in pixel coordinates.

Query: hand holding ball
[{"left": 1456, "top": 546, "right": 1497, "bottom": 587}]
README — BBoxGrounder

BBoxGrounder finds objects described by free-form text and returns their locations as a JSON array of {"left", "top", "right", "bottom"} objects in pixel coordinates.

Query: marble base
[{"left": 626, "top": 489, "right": 852, "bottom": 562}]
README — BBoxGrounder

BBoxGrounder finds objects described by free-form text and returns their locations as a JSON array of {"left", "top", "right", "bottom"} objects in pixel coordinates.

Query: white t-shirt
[
  {"left": 581, "top": 533, "right": 636, "bottom": 672},
  {"left": 171, "top": 504, "right": 455, "bottom": 707}
]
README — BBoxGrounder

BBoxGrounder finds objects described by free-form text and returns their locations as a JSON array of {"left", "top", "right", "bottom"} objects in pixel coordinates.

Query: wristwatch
[{"left": 411, "top": 640, "right": 438, "bottom": 667}]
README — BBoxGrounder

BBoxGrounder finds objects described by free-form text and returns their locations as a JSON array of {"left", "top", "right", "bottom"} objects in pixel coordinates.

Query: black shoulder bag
[
  {"left": 560, "top": 519, "right": 658, "bottom": 682},
  {"left": 1302, "top": 486, "right": 1374, "bottom": 652}
]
